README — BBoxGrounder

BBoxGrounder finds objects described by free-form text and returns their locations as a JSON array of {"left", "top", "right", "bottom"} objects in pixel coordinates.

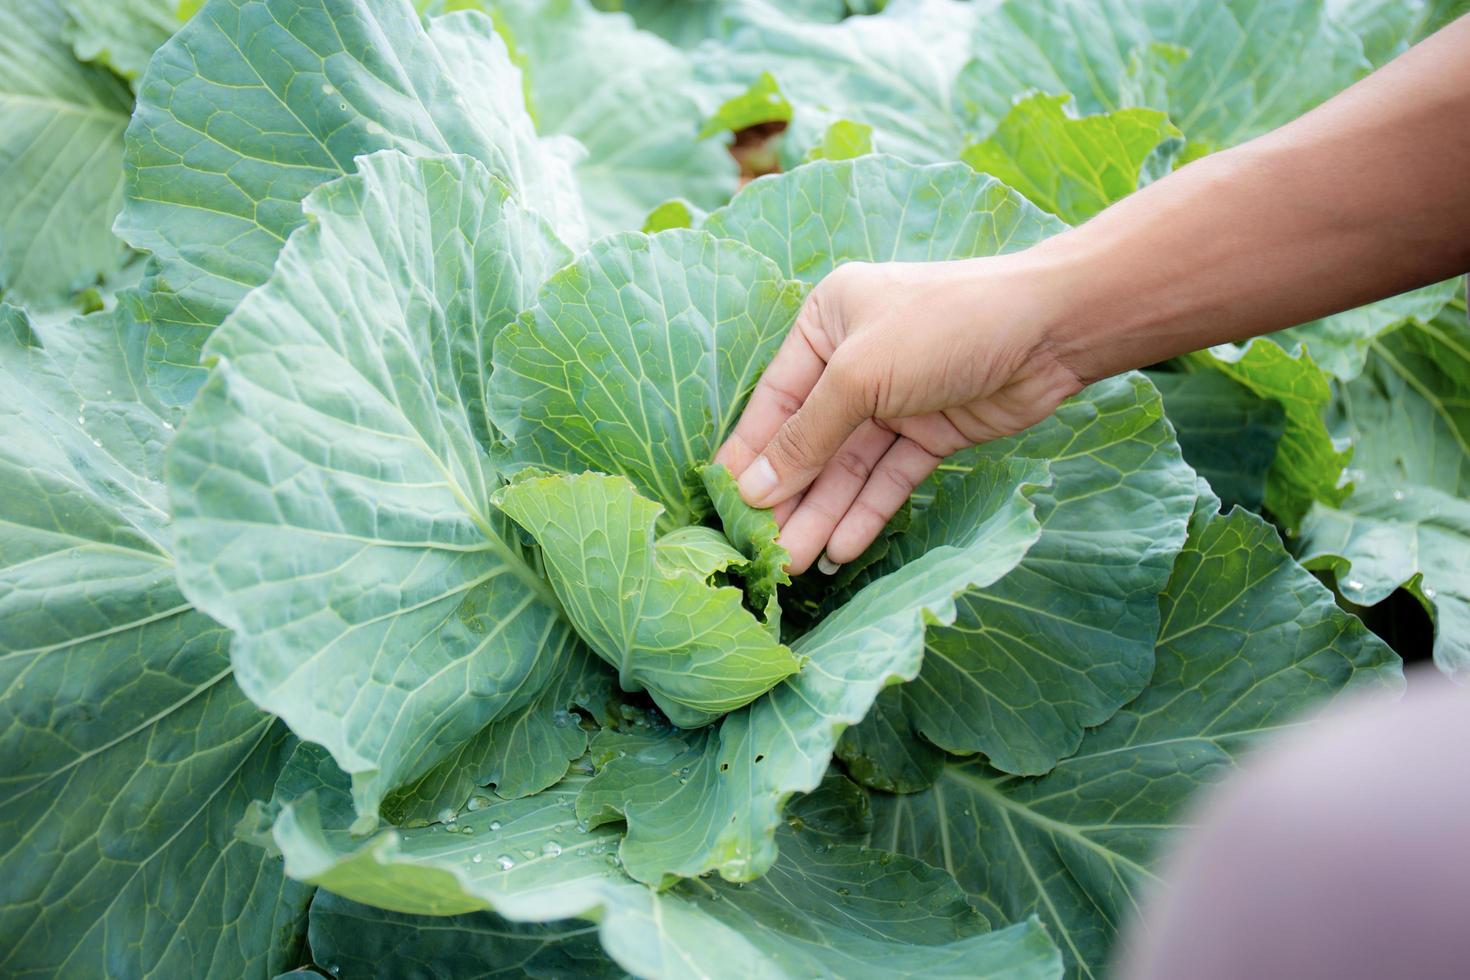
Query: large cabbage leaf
[
  {"left": 491, "top": 229, "right": 806, "bottom": 525},
  {"left": 167, "top": 151, "right": 585, "bottom": 830},
  {"left": 0, "top": 0, "right": 133, "bottom": 307},
  {"left": 119, "top": 0, "right": 585, "bottom": 401},
  {"left": 870, "top": 492, "right": 1402, "bottom": 978},
  {"left": 0, "top": 304, "right": 311, "bottom": 976},
  {"left": 839, "top": 372, "right": 1197, "bottom": 783},
  {"left": 251, "top": 752, "right": 1064, "bottom": 979},
  {"left": 1297, "top": 298, "right": 1470, "bottom": 677},
  {"left": 704, "top": 155, "right": 1065, "bottom": 284}
]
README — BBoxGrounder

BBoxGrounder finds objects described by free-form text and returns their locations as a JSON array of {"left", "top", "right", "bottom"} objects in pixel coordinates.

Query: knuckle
[
  {"left": 875, "top": 463, "right": 917, "bottom": 496},
  {"left": 763, "top": 382, "right": 804, "bottom": 419},
  {"left": 826, "top": 345, "right": 879, "bottom": 412},
  {"left": 769, "top": 417, "right": 820, "bottom": 470},
  {"left": 829, "top": 448, "right": 872, "bottom": 483}
]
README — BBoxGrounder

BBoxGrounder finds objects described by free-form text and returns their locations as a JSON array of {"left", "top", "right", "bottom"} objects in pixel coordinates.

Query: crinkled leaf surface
[
  {"left": 120, "top": 0, "right": 584, "bottom": 401},
  {"left": 1188, "top": 338, "right": 1348, "bottom": 527},
  {"left": 260, "top": 769, "right": 1064, "bottom": 979},
  {"left": 490, "top": 229, "right": 806, "bottom": 526},
  {"left": 961, "top": 94, "right": 1181, "bottom": 225},
  {"left": 494, "top": 473, "right": 798, "bottom": 728},
  {"left": 486, "top": 0, "right": 738, "bottom": 235},
  {"left": 63, "top": 0, "right": 189, "bottom": 83},
  {"left": 1149, "top": 369, "right": 1285, "bottom": 512},
  {"left": 578, "top": 458, "right": 1050, "bottom": 883},
  {"left": 965, "top": 0, "right": 1375, "bottom": 151},
  {"left": 306, "top": 890, "right": 623, "bottom": 979},
  {"left": 167, "top": 151, "right": 582, "bottom": 830},
  {"left": 696, "top": 0, "right": 984, "bottom": 165},
  {"left": 381, "top": 643, "right": 614, "bottom": 824},
  {"left": 0, "top": 305, "right": 311, "bottom": 978},
  {"left": 0, "top": 0, "right": 133, "bottom": 307},
  {"left": 700, "top": 463, "right": 790, "bottom": 628},
  {"left": 841, "top": 374, "right": 1196, "bottom": 782},
  {"left": 870, "top": 495, "right": 1402, "bottom": 978},
  {"left": 1297, "top": 302, "right": 1470, "bottom": 677},
  {"left": 704, "top": 155, "right": 1066, "bottom": 285}
]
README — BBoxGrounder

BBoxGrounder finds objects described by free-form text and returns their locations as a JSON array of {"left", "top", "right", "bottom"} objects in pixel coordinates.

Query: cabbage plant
[{"left": 1, "top": 1, "right": 1460, "bottom": 978}]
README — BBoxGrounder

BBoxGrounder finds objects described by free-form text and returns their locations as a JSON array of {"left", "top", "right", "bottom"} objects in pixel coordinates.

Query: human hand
[{"left": 715, "top": 255, "right": 1085, "bottom": 575}]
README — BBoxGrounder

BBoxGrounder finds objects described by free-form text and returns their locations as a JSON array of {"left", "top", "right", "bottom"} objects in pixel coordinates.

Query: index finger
[{"left": 714, "top": 309, "right": 830, "bottom": 477}]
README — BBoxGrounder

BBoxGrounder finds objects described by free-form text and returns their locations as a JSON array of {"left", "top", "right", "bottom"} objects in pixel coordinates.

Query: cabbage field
[{"left": 2, "top": 0, "right": 1467, "bottom": 977}]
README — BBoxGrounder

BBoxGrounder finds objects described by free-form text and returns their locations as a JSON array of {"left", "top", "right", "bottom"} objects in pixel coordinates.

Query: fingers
[
  {"left": 775, "top": 421, "right": 897, "bottom": 574},
  {"left": 735, "top": 356, "right": 871, "bottom": 508},
  {"left": 824, "top": 437, "right": 943, "bottom": 565},
  {"left": 715, "top": 302, "right": 832, "bottom": 478},
  {"left": 772, "top": 494, "right": 802, "bottom": 525}
]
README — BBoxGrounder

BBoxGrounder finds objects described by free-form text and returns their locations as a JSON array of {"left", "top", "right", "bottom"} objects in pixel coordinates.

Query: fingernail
[
  {"left": 817, "top": 555, "right": 841, "bottom": 576},
  {"left": 738, "top": 456, "right": 778, "bottom": 505}
]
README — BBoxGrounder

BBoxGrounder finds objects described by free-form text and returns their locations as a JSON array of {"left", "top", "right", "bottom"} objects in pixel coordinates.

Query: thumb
[{"left": 737, "top": 356, "right": 870, "bottom": 508}]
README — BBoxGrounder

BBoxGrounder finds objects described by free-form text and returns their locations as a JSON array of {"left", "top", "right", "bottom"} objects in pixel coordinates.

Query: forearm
[{"left": 1029, "top": 16, "right": 1470, "bottom": 383}]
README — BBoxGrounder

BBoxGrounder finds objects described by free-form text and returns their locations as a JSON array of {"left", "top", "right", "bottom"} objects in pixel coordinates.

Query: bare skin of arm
[{"left": 715, "top": 16, "right": 1470, "bottom": 575}]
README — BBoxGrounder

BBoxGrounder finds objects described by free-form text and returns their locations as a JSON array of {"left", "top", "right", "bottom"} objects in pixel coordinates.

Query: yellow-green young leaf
[
  {"left": 961, "top": 94, "right": 1181, "bottom": 224},
  {"left": 1298, "top": 300, "right": 1470, "bottom": 678},
  {"left": 805, "top": 119, "right": 874, "bottom": 161},
  {"left": 167, "top": 152, "right": 582, "bottom": 831},
  {"left": 490, "top": 230, "right": 807, "bottom": 526},
  {"left": 871, "top": 496, "right": 1401, "bottom": 979},
  {"left": 700, "top": 463, "right": 790, "bottom": 629},
  {"left": 0, "top": 304, "right": 311, "bottom": 977},
  {"left": 964, "top": 0, "right": 1376, "bottom": 150},
  {"left": 700, "top": 70, "right": 792, "bottom": 137},
  {"left": 0, "top": 0, "right": 132, "bottom": 307},
  {"left": 641, "top": 198, "right": 704, "bottom": 232},
  {"left": 493, "top": 473, "right": 799, "bottom": 729},
  {"left": 576, "top": 457, "right": 1050, "bottom": 883}
]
